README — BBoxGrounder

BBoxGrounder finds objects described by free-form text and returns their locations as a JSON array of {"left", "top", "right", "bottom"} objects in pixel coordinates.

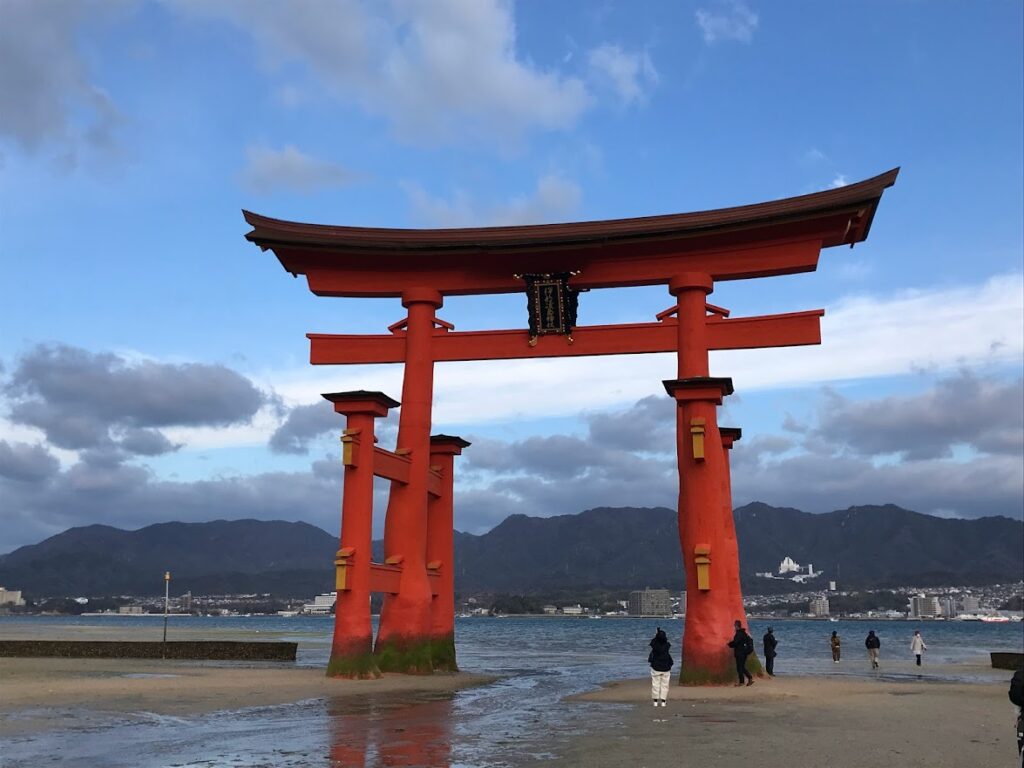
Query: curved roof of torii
[{"left": 243, "top": 168, "right": 898, "bottom": 297}]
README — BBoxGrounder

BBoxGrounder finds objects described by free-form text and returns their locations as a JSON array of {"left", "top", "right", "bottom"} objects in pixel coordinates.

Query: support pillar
[
  {"left": 376, "top": 287, "right": 443, "bottom": 673},
  {"left": 322, "top": 390, "right": 399, "bottom": 679},
  {"left": 667, "top": 273, "right": 757, "bottom": 684},
  {"left": 426, "top": 434, "right": 470, "bottom": 672}
]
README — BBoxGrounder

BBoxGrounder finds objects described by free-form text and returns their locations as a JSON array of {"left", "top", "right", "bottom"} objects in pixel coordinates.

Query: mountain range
[{"left": 1, "top": 503, "right": 1020, "bottom": 598}]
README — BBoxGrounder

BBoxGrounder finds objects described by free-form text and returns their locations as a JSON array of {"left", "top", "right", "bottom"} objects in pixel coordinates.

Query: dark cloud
[
  {"left": 5, "top": 344, "right": 267, "bottom": 455},
  {"left": 0, "top": 443, "right": 343, "bottom": 552},
  {"left": 454, "top": 371, "right": 1024, "bottom": 531},
  {"left": 0, "top": 440, "right": 60, "bottom": 483},
  {"left": 0, "top": 1, "right": 124, "bottom": 160},
  {"left": 3, "top": 369, "right": 1021, "bottom": 553},
  {"left": 814, "top": 372, "right": 1023, "bottom": 460},
  {"left": 270, "top": 400, "right": 398, "bottom": 455},
  {"left": 585, "top": 395, "right": 674, "bottom": 452},
  {"left": 116, "top": 428, "right": 182, "bottom": 457}
]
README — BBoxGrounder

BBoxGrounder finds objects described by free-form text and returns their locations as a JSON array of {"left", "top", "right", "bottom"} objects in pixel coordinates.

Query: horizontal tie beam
[{"left": 308, "top": 310, "right": 824, "bottom": 365}]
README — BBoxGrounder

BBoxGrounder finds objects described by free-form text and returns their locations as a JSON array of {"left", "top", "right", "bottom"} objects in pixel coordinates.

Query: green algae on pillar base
[
  {"left": 326, "top": 650, "right": 381, "bottom": 679},
  {"left": 374, "top": 636, "right": 436, "bottom": 674},
  {"left": 426, "top": 634, "right": 458, "bottom": 672},
  {"left": 677, "top": 653, "right": 765, "bottom": 686}
]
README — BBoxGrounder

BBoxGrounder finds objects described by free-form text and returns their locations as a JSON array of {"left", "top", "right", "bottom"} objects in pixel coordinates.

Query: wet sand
[
  {"left": 0, "top": 657, "right": 492, "bottom": 737},
  {"left": 2, "top": 621, "right": 1018, "bottom": 766},
  {"left": 565, "top": 672, "right": 1018, "bottom": 768}
]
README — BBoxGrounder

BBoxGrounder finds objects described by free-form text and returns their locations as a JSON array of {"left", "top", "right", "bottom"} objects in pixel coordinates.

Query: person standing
[
  {"left": 647, "top": 627, "right": 673, "bottom": 707},
  {"left": 762, "top": 627, "right": 778, "bottom": 677},
  {"left": 830, "top": 630, "right": 841, "bottom": 663},
  {"left": 911, "top": 630, "right": 927, "bottom": 666},
  {"left": 727, "top": 620, "right": 754, "bottom": 686},
  {"left": 865, "top": 630, "right": 881, "bottom": 669}
]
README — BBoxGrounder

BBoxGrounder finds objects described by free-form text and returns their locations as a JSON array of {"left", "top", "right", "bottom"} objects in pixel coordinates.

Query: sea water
[{"left": 1, "top": 616, "right": 1021, "bottom": 767}]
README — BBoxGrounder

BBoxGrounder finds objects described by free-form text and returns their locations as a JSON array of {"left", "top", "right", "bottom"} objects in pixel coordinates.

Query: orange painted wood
[
  {"left": 372, "top": 447, "right": 410, "bottom": 484},
  {"left": 308, "top": 310, "right": 823, "bottom": 365}
]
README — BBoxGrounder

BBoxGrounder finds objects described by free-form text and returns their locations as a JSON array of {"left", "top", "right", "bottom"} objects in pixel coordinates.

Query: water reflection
[{"left": 328, "top": 693, "right": 453, "bottom": 768}]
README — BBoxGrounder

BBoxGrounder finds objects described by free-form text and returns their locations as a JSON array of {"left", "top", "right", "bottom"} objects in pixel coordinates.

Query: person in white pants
[{"left": 648, "top": 627, "right": 674, "bottom": 707}]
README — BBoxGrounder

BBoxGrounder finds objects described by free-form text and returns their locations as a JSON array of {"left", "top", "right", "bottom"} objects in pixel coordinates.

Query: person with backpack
[
  {"left": 762, "top": 627, "right": 778, "bottom": 677},
  {"left": 865, "top": 630, "right": 881, "bottom": 669},
  {"left": 647, "top": 627, "right": 673, "bottom": 707},
  {"left": 830, "top": 630, "right": 841, "bottom": 663},
  {"left": 727, "top": 619, "right": 754, "bottom": 686}
]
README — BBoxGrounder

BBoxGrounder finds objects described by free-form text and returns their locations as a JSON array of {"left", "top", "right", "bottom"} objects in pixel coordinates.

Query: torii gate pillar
[
  {"left": 323, "top": 390, "right": 399, "bottom": 679},
  {"left": 665, "top": 274, "right": 760, "bottom": 684}
]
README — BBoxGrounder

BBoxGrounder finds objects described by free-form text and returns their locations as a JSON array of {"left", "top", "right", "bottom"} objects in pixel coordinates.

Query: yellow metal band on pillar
[
  {"left": 694, "top": 544, "right": 711, "bottom": 591},
  {"left": 334, "top": 547, "right": 355, "bottom": 590},
  {"left": 340, "top": 430, "right": 360, "bottom": 467},
  {"left": 690, "top": 418, "right": 706, "bottom": 461}
]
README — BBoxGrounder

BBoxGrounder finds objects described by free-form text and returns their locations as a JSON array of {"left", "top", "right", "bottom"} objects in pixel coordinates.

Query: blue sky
[{"left": 1, "top": 0, "right": 1021, "bottom": 552}]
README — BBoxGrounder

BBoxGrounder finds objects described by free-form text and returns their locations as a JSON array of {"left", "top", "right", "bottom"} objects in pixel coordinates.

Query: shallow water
[{"left": 1, "top": 616, "right": 1020, "bottom": 767}]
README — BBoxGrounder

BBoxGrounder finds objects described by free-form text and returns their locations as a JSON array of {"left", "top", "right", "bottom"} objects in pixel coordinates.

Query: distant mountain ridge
[{"left": 1, "top": 504, "right": 1021, "bottom": 598}]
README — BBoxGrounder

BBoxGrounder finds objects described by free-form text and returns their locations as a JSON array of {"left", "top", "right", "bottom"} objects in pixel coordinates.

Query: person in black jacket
[
  {"left": 762, "top": 627, "right": 778, "bottom": 676},
  {"left": 648, "top": 627, "right": 673, "bottom": 707},
  {"left": 727, "top": 620, "right": 754, "bottom": 686},
  {"left": 865, "top": 630, "right": 881, "bottom": 669}
]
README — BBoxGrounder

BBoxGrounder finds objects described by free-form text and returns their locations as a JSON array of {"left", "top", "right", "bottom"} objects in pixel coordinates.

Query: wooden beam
[{"left": 309, "top": 310, "right": 824, "bottom": 365}]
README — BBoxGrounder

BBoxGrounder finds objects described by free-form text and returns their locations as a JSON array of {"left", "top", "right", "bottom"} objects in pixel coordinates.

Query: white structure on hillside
[
  {"left": 0, "top": 587, "right": 24, "bottom": 607},
  {"left": 778, "top": 556, "right": 801, "bottom": 574}
]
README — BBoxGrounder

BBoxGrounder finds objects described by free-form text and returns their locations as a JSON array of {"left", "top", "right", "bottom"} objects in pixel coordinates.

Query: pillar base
[
  {"left": 426, "top": 634, "right": 458, "bottom": 672},
  {"left": 327, "top": 649, "right": 382, "bottom": 679},
  {"left": 678, "top": 653, "right": 764, "bottom": 686},
  {"left": 374, "top": 635, "right": 436, "bottom": 674}
]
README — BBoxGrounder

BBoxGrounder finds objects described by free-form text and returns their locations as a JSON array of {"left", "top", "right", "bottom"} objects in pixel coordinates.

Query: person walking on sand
[
  {"left": 648, "top": 627, "right": 673, "bottom": 707},
  {"left": 830, "top": 630, "right": 841, "bottom": 663},
  {"left": 865, "top": 630, "right": 881, "bottom": 669},
  {"left": 763, "top": 627, "right": 778, "bottom": 677},
  {"left": 727, "top": 620, "right": 754, "bottom": 686},
  {"left": 911, "top": 630, "right": 927, "bottom": 666}
]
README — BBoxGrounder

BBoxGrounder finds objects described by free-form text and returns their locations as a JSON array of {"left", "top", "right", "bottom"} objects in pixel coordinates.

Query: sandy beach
[{"left": 564, "top": 673, "right": 1018, "bottom": 768}]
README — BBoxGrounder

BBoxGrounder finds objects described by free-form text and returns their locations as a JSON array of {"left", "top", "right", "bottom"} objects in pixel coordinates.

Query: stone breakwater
[{"left": 0, "top": 640, "right": 297, "bottom": 661}]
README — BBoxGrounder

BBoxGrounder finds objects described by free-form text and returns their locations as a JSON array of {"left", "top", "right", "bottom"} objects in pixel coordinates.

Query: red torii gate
[{"left": 244, "top": 168, "right": 898, "bottom": 683}]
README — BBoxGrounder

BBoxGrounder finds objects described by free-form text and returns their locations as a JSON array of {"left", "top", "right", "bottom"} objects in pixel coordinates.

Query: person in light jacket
[
  {"left": 648, "top": 627, "right": 673, "bottom": 707},
  {"left": 911, "top": 630, "right": 927, "bottom": 666}
]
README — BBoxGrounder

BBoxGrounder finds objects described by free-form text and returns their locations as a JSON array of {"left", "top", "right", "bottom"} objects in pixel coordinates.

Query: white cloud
[
  {"left": 587, "top": 44, "right": 659, "bottom": 105},
  {"left": 181, "top": 0, "right": 592, "bottom": 145},
  {"left": 695, "top": 1, "right": 759, "bottom": 45},
  {"left": 240, "top": 144, "right": 357, "bottom": 194},
  {"left": 829, "top": 173, "right": 848, "bottom": 188},
  {"left": 403, "top": 173, "right": 582, "bottom": 227}
]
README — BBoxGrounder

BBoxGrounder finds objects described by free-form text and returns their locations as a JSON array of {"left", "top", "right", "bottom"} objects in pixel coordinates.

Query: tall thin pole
[{"left": 163, "top": 571, "right": 170, "bottom": 643}]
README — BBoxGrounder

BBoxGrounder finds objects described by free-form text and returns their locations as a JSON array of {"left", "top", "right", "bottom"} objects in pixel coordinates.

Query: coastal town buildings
[
  {"left": 0, "top": 587, "right": 24, "bottom": 608},
  {"left": 809, "top": 595, "right": 830, "bottom": 616},
  {"left": 910, "top": 595, "right": 940, "bottom": 618},
  {"left": 628, "top": 589, "right": 672, "bottom": 617}
]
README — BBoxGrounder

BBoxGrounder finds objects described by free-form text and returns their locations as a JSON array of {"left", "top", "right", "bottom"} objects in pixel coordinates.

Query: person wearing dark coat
[
  {"left": 727, "top": 620, "right": 754, "bottom": 686},
  {"left": 762, "top": 627, "right": 778, "bottom": 676},
  {"left": 865, "top": 630, "right": 881, "bottom": 669},
  {"left": 648, "top": 627, "right": 673, "bottom": 707}
]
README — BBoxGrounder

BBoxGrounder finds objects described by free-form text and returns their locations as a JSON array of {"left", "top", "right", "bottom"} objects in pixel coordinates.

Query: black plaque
[{"left": 517, "top": 272, "right": 581, "bottom": 345}]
